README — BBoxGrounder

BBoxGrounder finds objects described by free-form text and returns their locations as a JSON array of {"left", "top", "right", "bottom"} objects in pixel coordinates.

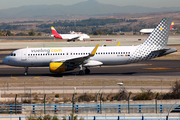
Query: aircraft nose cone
[{"left": 2, "top": 57, "right": 7, "bottom": 64}]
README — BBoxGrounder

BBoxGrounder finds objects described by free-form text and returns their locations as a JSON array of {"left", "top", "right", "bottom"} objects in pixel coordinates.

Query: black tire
[
  {"left": 85, "top": 69, "right": 90, "bottom": 74},
  {"left": 79, "top": 70, "right": 85, "bottom": 75}
]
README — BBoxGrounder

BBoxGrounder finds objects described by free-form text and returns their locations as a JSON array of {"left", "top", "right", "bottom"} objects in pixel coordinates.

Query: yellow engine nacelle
[{"left": 49, "top": 62, "right": 74, "bottom": 73}]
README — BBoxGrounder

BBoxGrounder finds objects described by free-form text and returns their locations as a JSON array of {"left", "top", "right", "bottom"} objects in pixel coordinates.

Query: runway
[
  {"left": 0, "top": 53, "right": 179, "bottom": 94},
  {"left": 0, "top": 60, "right": 180, "bottom": 77}
]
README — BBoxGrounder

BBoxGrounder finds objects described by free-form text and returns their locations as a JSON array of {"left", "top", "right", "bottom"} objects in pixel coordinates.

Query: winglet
[
  {"left": 90, "top": 44, "right": 99, "bottom": 56},
  {"left": 117, "top": 42, "right": 121, "bottom": 46}
]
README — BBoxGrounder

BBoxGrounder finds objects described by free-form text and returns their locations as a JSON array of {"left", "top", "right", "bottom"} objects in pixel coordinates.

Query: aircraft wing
[
  {"left": 51, "top": 44, "right": 99, "bottom": 65},
  {"left": 68, "top": 36, "right": 80, "bottom": 40}
]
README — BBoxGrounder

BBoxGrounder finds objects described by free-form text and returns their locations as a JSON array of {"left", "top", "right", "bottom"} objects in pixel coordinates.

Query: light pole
[
  {"left": 96, "top": 83, "right": 123, "bottom": 113},
  {"left": 167, "top": 99, "right": 180, "bottom": 120}
]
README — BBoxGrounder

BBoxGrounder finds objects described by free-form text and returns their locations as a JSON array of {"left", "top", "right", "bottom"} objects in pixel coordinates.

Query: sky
[{"left": 0, "top": 0, "right": 180, "bottom": 10}]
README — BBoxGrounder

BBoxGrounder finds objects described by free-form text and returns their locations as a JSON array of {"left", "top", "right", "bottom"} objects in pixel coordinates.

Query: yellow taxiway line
[
  {"left": 34, "top": 76, "right": 40, "bottom": 79},
  {"left": 143, "top": 68, "right": 172, "bottom": 70}
]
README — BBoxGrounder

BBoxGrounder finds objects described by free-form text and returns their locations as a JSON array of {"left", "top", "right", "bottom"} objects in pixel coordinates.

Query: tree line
[
  {"left": 0, "top": 30, "right": 42, "bottom": 36},
  {"left": 0, "top": 18, "right": 179, "bottom": 36}
]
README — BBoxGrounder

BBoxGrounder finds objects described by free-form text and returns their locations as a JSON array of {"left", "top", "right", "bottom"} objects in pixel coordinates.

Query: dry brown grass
[{"left": 0, "top": 77, "right": 179, "bottom": 87}]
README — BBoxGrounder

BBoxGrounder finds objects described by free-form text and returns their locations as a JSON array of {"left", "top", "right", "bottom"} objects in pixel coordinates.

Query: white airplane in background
[
  {"left": 3, "top": 18, "right": 177, "bottom": 76},
  {"left": 140, "top": 22, "right": 174, "bottom": 34},
  {"left": 51, "top": 26, "right": 90, "bottom": 42}
]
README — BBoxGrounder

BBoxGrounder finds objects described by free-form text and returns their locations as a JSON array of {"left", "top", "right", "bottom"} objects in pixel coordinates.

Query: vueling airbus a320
[{"left": 3, "top": 18, "right": 177, "bottom": 75}]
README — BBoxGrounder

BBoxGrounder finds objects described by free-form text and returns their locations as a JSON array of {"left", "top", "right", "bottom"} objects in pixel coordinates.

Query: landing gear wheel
[
  {"left": 85, "top": 69, "right": 90, "bottom": 74},
  {"left": 24, "top": 72, "right": 28, "bottom": 76},
  {"left": 79, "top": 70, "right": 85, "bottom": 75},
  {"left": 24, "top": 67, "right": 28, "bottom": 76}
]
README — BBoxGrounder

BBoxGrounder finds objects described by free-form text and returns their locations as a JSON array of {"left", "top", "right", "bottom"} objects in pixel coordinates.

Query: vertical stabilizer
[
  {"left": 51, "top": 26, "right": 62, "bottom": 39},
  {"left": 51, "top": 26, "right": 59, "bottom": 36},
  {"left": 142, "top": 17, "right": 172, "bottom": 48},
  {"left": 170, "top": 22, "right": 174, "bottom": 30},
  {"left": 127, "top": 17, "right": 173, "bottom": 63}
]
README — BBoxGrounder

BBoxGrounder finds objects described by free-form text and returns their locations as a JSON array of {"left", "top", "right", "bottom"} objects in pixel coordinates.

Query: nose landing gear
[{"left": 24, "top": 67, "right": 28, "bottom": 76}]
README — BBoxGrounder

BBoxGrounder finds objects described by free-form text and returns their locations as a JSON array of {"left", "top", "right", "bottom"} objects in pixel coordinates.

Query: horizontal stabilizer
[{"left": 152, "top": 47, "right": 177, "bottom": 57}]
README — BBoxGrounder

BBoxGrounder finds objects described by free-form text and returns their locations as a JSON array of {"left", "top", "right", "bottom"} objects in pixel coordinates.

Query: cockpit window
[{"left": 9, "top": 53, "right": 16, "bottom": 56}]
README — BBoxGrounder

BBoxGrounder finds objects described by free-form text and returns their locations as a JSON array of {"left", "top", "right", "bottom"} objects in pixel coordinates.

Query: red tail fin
[
  {"left": 51, "top": 26, "right": 62, "bottom": 39},
  {"left": 170, "top": 22, "right": 174, "bottom": 30}
]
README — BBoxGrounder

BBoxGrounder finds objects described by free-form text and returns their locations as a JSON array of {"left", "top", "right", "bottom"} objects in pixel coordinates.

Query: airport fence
[
  {"left": 1, "top": 114, "right": 180, "bottom": 120},
  {"left": 0, "top": 103, "right": 180, "bottom": 115}
]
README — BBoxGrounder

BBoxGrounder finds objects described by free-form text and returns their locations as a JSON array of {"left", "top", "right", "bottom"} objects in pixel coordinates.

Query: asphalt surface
[
  {"left": 0, "top": 58, "right": 180, "bottom": 77},
  {"left": 0, "top": 48, "right": 180, "bottom": 77}
]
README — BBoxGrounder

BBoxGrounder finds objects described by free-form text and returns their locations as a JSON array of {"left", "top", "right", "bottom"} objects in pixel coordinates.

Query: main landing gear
[
  {"left": 85, "top": 68, "right": 90, "bottom": 74},
  {"left": 79, "top": 65, "right": 90, "bottom": 75},
  {"left": 24, "top": 67, "right": 28, "bottom": 76}
]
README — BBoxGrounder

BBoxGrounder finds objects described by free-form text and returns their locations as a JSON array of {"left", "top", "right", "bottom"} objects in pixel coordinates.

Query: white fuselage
[
  {"left": 140, "top": 29, "right": 154, "bottom": 34},
  {"left": 60, "top": 33, "right": 90, "bottom": 40},
  {"left": 3, "top": 46, "right": 138, "bottom": 67}
]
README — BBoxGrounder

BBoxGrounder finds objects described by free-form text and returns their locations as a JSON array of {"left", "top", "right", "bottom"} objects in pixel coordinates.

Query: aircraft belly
[
  {"left": 19, "top": 58, "right": 50, "bottom": 67},
  {"left": 94, "top": 55, "right": 129, "bottom": 65}
]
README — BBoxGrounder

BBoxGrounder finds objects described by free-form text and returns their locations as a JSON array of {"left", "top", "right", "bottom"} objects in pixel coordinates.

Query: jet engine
[{"left": 49, "top": 62, "right": 74, "bottom": 73}]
